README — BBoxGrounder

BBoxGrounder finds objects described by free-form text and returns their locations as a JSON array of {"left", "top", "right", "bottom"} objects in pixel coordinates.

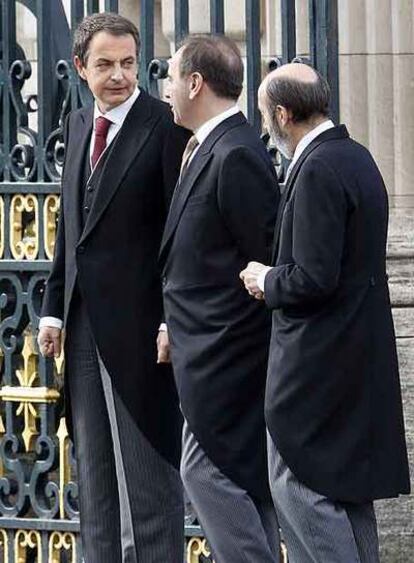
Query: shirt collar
[
  {"left": 195, "top": 105, "right": 240, "bottom": 146},
  {"left": 291, "top": 119, "right": 335, "bottom": 167},
  {"left": 93, "top": 87, "right": 140, "bottom": 128}
]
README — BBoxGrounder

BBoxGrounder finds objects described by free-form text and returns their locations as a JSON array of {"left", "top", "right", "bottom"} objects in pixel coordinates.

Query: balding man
[
  {"left": 240, "top": 64, "right": 410, "bottom": 562},
  {"left": 159, "top": 34, "right": 281, "bottom": 562}
]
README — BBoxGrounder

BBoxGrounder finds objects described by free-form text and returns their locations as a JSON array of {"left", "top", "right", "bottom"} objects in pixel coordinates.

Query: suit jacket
[
  {"left": 41, "top": 91, "right": 190, "bottom": 468},
  {"left": 159, "top": 113, "right": 280, "bottom": 501},
  {"left": 265, "top": 125, "right": 410, "bottom": 502}
]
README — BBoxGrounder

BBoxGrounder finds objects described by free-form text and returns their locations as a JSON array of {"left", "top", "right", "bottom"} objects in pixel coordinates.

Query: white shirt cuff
[
  {"left": 158, "top": 323, "right": 168, "bottom": 332},
  {"left": 257, "top": 267, "right": 273, "bottom": 292},
  {"left": 39, "top": 316, "right": 63, "bottom": 330}
]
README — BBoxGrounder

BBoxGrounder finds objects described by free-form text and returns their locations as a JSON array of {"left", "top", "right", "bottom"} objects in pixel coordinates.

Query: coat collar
[
  {"left": 271, "top": 125, "right": 349, "bottom": 263},
  {"left": 159, "top": 112, "right": 246, "bottom": 263},
  {"left": 77, "top": 90, "right": 156, "bottom": 244}
]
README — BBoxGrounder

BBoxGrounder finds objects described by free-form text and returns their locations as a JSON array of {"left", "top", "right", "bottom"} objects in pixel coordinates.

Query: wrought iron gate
[{"left": 0, "top": 1, "right": 338, "bottom": 561}]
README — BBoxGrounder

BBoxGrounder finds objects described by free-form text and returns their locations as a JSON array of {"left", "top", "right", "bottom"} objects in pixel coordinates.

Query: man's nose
[{"left": 111, "top": 64, "right": 123, "bottom": 81}]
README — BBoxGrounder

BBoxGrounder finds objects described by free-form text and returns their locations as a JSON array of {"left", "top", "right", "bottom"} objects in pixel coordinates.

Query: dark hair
[
  {"left": 265, "top": 70, "right": 330, "bottom": 123},
  {"left": 73, "top": 12, "right": 141, "bottom": 66},
  {"left": 179, "top": 34, "right": 243, "bottom": 101}
]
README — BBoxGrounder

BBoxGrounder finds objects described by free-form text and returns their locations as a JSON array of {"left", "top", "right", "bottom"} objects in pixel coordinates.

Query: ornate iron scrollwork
[
  {"left": 9, "top": 59, "right": 38, "bottom": 182},
  {"left": 44, "top": 60, "right": 73, "bottom": 182},
  {"left": 147, "top": 58, "right": 169, "bottom": 99}
]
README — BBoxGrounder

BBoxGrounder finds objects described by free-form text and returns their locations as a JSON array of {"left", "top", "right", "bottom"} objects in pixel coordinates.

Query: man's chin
[{"left": 99, "top": 92, "right": 131, "bottom": 110}]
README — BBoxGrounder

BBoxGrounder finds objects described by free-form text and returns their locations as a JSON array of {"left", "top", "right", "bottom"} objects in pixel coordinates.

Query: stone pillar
[
  {"left": 119, "top": 0, "right": 139, "bottom": 22},
  {"left": 120, "top": 0, "right": 170, "bottom": 57},
  {"left": 338, "top": 0, "right": 368, "bottom": 146},
  {"left": 391, "top": 0, "right": 414, "bottom": 208},
  {"left": 365, "top": 0, "right": 394, "bottom": 191},
  {"left": 295, "top": 0, "right": 309, "bottom": 57}
]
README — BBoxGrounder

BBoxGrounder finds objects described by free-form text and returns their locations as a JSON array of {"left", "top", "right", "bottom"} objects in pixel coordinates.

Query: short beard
[{"left": 268, "top": 120, "right": 294, "bottom": 160}]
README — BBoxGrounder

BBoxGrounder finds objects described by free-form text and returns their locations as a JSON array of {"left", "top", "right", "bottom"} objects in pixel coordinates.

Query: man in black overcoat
[
  {"left": 158, "top": 35, "right": 281, "bottom": 562},
  {"left": 241, "top": 63, "right": 410, "bottom": 563},
  {"left": 37, "top": 13, "right": 189, "bottom": 563}
]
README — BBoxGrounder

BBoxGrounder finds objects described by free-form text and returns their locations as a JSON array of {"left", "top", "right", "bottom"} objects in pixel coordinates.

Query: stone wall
[{"left": 338, "top": 1, "right": 414, "bottom": 556}]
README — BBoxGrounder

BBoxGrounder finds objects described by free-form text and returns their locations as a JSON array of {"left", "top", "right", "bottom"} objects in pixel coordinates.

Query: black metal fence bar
[
  {"left": 2, "top": 0, "right": 17, "bottom": 182},
  {"left": 87, "top": 0, "right": 99, "bottom": 14},
  {"left": 309, "top": 0, "right": 339, "bottom": 123},
  {"left": 281, "top": 0, "right": 296, "bottom": 63},
  {"left": 139, "top": 0, "right": 154, "bottom": 89},
  {"left": 37, "top": 0, "right": 53, "bottom": 183},
  {"left": 70, "top": 0, "right": 84, "bottom": 31},
  {"left": 105, "top": 0, "right": 119, "bottom": 12},
  {"left": 175, "top": 0, "right": 189, "bottom": 46},
  {"left": 210, "top": 0, "right": 225, "bottom": 34},
  {"left": 245, "top": 0, "right": 261, "bottom": 132}
]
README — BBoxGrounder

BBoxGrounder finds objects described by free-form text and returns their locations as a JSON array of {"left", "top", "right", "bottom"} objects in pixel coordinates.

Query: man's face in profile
[
  {"left": 74, "top": 31, "right": 138, "bottom": 112},
  {"left": 165, "top": 49, "right": 192, "bottom": 129},
  {"left": 259, "top": 87, "right": 293, "bottom": 160}
]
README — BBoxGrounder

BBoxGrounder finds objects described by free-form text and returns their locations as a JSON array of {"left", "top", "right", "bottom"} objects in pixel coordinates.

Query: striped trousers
[
  {"left": 267, "top": 432, "right": 380, "bottom": 563},
  {"left": 65, "top": 300, "right": 184, "bottom": 563},
  {"left": 181, "top": 421, "right": 281, "bottom": 563}
]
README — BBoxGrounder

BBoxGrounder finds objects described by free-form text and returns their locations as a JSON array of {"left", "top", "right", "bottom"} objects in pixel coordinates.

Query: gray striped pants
[
  {"left": 181, "top": 421, "right": 281, "bottom": 563},
  {"left": 66, "top": 301, "right": 184, "bottom": 563},
  {"left": 267, "top": 432, "right": 380, "bottom": 563}
]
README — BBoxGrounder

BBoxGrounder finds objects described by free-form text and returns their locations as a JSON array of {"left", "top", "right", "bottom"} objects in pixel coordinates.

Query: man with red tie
[{"left": 37, "top": 13, "right": 189, "bottom": 563}]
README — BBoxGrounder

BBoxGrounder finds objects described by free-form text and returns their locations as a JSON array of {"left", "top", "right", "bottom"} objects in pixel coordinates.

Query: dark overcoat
[
  {"left": 160, "top": 113, "right": 280, "bottom": 501},
  {"left": 265, "top": 125, "right": 410, "bottom": 502},
  {"left": 41, "top": 91, "right": 190, "bottom": 467}
]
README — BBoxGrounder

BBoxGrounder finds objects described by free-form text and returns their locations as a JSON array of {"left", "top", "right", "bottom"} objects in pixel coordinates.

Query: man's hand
[
  {"left": 37, "top": 326, "right": 62, "bottom": 358},
  {"left": 239, "top": 261, "right": 269, "bottom": 300},
  {"left": 157, "top": 330, "right": 171, "bottom": 363}
]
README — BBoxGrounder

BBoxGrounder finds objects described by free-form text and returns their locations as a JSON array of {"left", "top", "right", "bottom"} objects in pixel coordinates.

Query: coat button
[
  {"left": 78, "top": 246, "right": 85, "bottom": 254},
  {"left": 162, "top": 276, "right": 167, "bottom": 286},
  {"left": 84, "top": 206, "right": 90, "bottom": 213},
  {"left": 87, "top": 185, "right": 94, "bottom": 192},
  {"left": 369, "top": 276, "right": 376, "bottom": 287}
]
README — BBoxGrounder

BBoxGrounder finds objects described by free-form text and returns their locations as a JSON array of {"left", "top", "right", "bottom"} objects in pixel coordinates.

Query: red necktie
[{"left": 91, "top": 116, "right": 112, "bottom": 169}]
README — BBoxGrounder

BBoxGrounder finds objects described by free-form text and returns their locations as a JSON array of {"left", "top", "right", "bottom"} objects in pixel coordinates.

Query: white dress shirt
[
  {"left": 257, "top": 119, "right": 335, "bottom": 293},
  {"left": 39, "top": 88, "right": 141, "bottom": 331},
  {"left": 89, "top": 87, "right": 140, "bottom": 167},
  {"left": 191, "top": 105, "right": 240, "bottom": 162}
]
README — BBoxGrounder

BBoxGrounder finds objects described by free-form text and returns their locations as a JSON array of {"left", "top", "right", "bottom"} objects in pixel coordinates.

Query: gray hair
[{"left": 265, "top": 70, "right": 331, "bottom": 123}]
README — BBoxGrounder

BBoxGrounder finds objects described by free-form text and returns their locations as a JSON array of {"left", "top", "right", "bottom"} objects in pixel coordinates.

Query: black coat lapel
[
  {"left": 159, "top": 112, "right": 246, "bottom": 258},
  {"left": 79, "top": 91, "right": 156, "bottom": 244},
  {"left": 271, "top": 125, "right": 349, "bottom": 263},
  {"left": 159, "top": 151, "right": 213, "bottom": 257},
  {"left": 64, "top": 106, "right": 93, "bottom": 242}
]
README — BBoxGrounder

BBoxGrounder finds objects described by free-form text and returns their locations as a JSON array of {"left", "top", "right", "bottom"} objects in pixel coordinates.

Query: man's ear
[
  {"left": 275, "top": 105, "right": 290, "bottom": 127},
  {"left": 73, "top": 55, "right": 87, "bottom": 80},
  {"left": 188, "top": 72, "right": 203, "bottom": 101}
]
